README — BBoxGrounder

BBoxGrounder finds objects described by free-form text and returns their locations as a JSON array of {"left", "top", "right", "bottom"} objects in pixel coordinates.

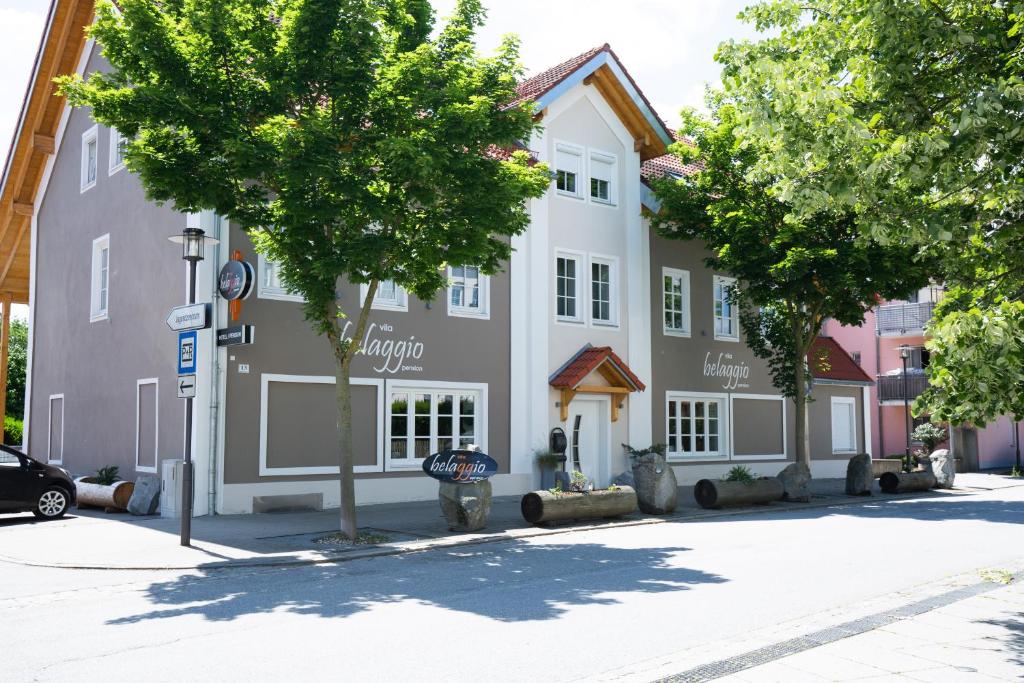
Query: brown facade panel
[{"left": 732, "top": 398, "right": 785, "bottom": 457}]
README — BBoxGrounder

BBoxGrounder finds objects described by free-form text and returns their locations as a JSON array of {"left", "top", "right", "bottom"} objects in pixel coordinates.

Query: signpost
[
  {"left": 177, "top": 330, "right": 197, "bottom": 375},
  {"left": 422, "top": 449, "right": 499, "bottom": 484},
  {"left": 176, "top": 374, "right": 197, "bottom": 399},
  {"left": 216, "top": 325, "right": 255, "bottom": 347},
  {"left": 165, "top": 303, "right": 211, "bottom": 332}
]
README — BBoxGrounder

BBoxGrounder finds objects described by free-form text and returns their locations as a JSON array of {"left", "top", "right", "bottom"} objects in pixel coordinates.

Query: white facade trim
[
  {"left": 729, "top": 392, "right": 787, "bottom": 461},
  {"left": 587, "top": 147, "right": 619, "bottom": 207},
  {"left": 831, "top": 395, "right": 858, "bottom": 454},
  {"left": 134, "top": 378, "right": 158, "bottom": 473},
  {"left": 258, "top": 373, "right": 385, "bottom": 476},
  {"left": 553, "top": 247, "right": 587, "bottom": 325},
  {"left": 80, "top": 124, "right": 98, "bottom": 193},
  {"left": 257, "top": 253, "right": 304, "bottom": 302},
  {"left": 89, "top": 233, "right": 110, "bottom": 322},
  {"left": 588, "top": 252, "right": 620, "bottom": 328},
  {"left": 661, "top": 266, "right": 692, "bottom": 338},
  {"left": 360, "top": 281, "right": 408, "bottom": 312},
  {"left": 664, "top": 390, "right": 731, "bottom": 461},
  {"left": 47, "top": 393, "right": 64, "bottom": 464},
  {"left": 713, "top": 274, "right": 739, "bottom": 342},
  {"left": 553, "top": 139, "right": 585, "bottom": 200},
  {"left": 446, "top": 265, "right": 490, "bottom": 320},
  {"left": 108, "top": 127, "right": 126, "bottom": 176}
]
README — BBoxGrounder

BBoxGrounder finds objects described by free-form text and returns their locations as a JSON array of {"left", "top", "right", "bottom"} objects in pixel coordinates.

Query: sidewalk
[{"left": 0, "top": 472, "right": 1018, "bottom": 571}]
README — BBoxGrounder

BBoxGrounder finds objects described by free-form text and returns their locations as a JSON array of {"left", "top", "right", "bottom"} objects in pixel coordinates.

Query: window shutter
[
  {"left": 590, "top": 154, "right": 613, "bottom": 183},
  {"left": 556, "top": 148, "right": 579, "bottom": 176}
]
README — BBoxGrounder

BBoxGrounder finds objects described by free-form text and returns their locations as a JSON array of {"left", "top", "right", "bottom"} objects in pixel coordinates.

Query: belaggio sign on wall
[{"left": 422, "top": 449, "right": 498, "bottom": 484}]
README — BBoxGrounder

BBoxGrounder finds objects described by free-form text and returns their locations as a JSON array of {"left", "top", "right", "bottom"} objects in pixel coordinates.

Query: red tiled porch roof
[
  {"left": 549, "top": 345, "right": 646, "bottom": 392},
  {"left": 809, "top": 337, "right": 873, "bottom": 384}
]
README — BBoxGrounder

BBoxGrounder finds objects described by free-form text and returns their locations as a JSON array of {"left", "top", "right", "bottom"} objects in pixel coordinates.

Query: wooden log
[
  {"left": 75, "top": 479, "right": 135, "bottom": 510},
  {"left": 879, "top": 471, "right": 936, "bottom": 494},
  {"left": 694, "top": 478, "right": 784, "bottom": 509},
  {"left": 521, "top": 487, "right": 637, "bottom": 524}
]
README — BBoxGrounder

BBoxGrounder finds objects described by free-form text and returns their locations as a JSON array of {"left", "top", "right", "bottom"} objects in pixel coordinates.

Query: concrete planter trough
[
  {"left": 520, "top": 487, "right": 637, "bottom": 525},
  {"left": 694, "top": 478, "right": 784, "bottom": 509},
  {"left": 879, "top": 471, "right": 937, "bottom": 493},
  {"left": 872, "top": 459, "right": 903, "bottom": 478}
]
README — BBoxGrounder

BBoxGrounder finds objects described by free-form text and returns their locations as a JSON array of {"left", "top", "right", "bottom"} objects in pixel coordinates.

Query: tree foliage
[
  {"left": 652, "top": 99, "right": 932, "bottom": 467},
  {"left": 716, "top": 0, "right": 1024, "bottom": 427},
  {"left": 6, "top": 318, "right": 26, "bottom": 419},
  {"left": 58, "top": 0, "right": 549, "bottom": 537}
]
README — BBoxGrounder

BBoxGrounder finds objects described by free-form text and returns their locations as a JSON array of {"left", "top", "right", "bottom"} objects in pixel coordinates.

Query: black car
[{"left": 0, "top": 444, "right": 76, "bottom": 519}]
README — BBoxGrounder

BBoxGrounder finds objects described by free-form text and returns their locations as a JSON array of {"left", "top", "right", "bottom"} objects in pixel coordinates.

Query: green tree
[
  {"left": 652, "top": 101, "right": 932, "bottom": 468},
  {"left": 6, "top": 318, "right": 27, "bottom": 419},
  {"left": 710, "top": 0, "right": 1024, "bottom": 427},
  {"left": 58, "top": 0, "right": 549, "bottom": 538}
]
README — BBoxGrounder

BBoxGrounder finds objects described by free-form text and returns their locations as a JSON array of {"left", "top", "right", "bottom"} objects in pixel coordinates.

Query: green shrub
[
  {"left": 3, "top": 416, "right": 22, "bottom": 445},
  {"left": 724, "top": 465, "right": 755, "bottom": 483},
  {"left": 95, "top": 465, "right": 120, "bottom": 486},
  {"left": 912, "top": 422, "right": 947, "bottom": 453}
]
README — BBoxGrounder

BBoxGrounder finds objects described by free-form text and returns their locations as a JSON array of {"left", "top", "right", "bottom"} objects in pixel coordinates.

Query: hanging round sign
[
  {"left": 422, "top": 449, "right": 498, "bottom": 484},
  {"left": 217, "top": 260, "right": 255, "bottom": 301}
]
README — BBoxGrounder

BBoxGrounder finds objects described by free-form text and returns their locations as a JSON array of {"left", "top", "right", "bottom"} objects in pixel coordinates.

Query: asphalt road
[{"left": 3, "top": 485, "right": 1022, "bottom": 682}]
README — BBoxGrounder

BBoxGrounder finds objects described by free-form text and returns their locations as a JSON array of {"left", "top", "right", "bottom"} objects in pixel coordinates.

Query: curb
[{"left": 0, "top": 483, "right": 1018, "bottom": 571}]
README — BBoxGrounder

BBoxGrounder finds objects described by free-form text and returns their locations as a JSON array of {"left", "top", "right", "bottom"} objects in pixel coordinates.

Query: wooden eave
[
  {"left": 0, "top": 0, "right": 94, "bottom": 304},
  {"left": 584, "top": 64, "right": 667, "bottom": 161}
]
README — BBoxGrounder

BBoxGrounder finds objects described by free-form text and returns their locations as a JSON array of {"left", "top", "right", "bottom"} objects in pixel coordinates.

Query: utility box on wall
[{"left": 160, "top": 459, "right": 184, "bottom": 518}]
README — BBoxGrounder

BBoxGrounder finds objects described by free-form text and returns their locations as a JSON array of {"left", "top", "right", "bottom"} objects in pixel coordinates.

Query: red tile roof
[
  {"left": 641, "top": 153, "right": 702, "bottom": 181},
  {"left": 510, "top": 44, "right": 608, "bottom": 108},
  {"left": 809, "top": 337, "right": 873, "bottom": 384},
  {"left": 549, "top": 345, "right": 646, "bottom": 392}
]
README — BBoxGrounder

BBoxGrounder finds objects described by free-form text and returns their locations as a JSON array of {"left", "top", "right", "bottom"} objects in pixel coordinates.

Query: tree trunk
[
  {"left": 328, "top": 279, "right": 379, "bottom": 540},
  {"left": 793, "top": 343, "right": 811, "bottom": 469}
]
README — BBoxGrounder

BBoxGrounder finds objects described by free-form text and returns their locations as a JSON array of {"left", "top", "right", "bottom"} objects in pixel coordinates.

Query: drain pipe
[{"left": 207, "top": 213, "right": 222, "bottom": 515}]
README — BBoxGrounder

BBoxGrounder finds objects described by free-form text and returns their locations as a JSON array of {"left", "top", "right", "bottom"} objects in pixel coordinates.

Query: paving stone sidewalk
[{"left": 0, "top": 472, "right": 1017, "bottom": 571}]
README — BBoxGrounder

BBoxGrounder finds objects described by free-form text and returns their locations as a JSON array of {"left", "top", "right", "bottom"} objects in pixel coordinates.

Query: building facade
[{"left": 7, "top": 10, "right": 875, "bottom": 515}]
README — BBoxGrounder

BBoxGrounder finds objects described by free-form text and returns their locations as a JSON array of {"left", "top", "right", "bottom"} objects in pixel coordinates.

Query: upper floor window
[
  {"left": 555, "top": 252, "right": 582, "bottom": 322},
  {"left": 361, "top": 279, "right": 408, "bottom": 312},
  {"left": 257, "top": 255, "right": 304, "bottom": 302},
  {"left": 555, "top": 143, "right": 583, "bottom": 198},
  {"left": 109, "top": 128, "right": 127, "bottom": 175},
  {"left": 90, "top": 234, "right": 109, "bottom": 321},
  {"left": 81, "top": 125, "right": 98, "bottom": 192},
  {"left": 448, "top": 265, "right": 489, "bottom": 319},
  {"left": 663, "top": 267, "right": 691, "bottom": 337},
  {"left": 590, "top": 256, "right": 617, "bottom": 326},
  {"left": 589, "top": 151, "right": 616, "bottom": 205},
  {"left": 713, "top": 275, "right": 739, "bottom": 341}
]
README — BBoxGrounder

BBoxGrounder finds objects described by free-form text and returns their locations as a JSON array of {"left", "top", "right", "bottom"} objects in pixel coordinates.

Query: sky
[{"left": 0, "top": 0, "right": 762, "bottom": 168}]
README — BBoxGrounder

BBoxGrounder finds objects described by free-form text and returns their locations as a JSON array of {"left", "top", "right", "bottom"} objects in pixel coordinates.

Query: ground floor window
[
  {"left": 388, "top": 386, "right": 481, "bottom": 468},
  {"left": 831, "top": 396, "right": 857, "bottom": 453},
  {"left": 666, "top": 393, "right": 727, "bottom": 458}
]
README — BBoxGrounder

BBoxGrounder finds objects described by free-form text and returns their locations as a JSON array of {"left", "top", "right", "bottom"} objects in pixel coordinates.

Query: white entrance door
[{"left": 567, "top": 398, "right": 608, "bottom": 488}]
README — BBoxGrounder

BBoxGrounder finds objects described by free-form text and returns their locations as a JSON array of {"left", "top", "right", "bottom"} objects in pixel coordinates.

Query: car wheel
[{"left": 33, "top": 487, "right": 69, "bottom": 519}]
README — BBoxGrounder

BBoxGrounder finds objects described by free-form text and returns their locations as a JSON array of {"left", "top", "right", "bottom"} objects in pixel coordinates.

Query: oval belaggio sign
[{"left": 422, "top": 449, "right": 498, "bottom": 484}]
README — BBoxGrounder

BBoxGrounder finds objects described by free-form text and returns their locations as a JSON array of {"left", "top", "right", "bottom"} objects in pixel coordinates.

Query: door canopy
[{"left": 549, "top": 345, "right": 646, "bottom": 423}]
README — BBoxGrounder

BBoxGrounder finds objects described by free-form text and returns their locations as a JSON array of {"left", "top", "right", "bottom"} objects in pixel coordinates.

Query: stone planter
[
  {"left": 872, "top": 459, "right": 902, "bottom": 478},
  {"left": 694, "top": 478, "right": 784, "bottom": 509},
  {"left": 439, "top": 480, "right": 492, "bottom": 531},
  {"left": 879, "top": 471, "right": 936, "bottom": 494},
  {"left": 520, "top": 487, "right": 637, "bottom": 524},
  {"left": 74, "top": 477, "right": 134, "bottom": 511},
  {"left": 630, "top": 452, "right": 678, "bottom": 514}
]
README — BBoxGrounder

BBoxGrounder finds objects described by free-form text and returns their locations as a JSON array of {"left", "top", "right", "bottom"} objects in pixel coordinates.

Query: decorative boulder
[
  {"left": 845, "top": 454, "right": 873, "bottom": 496},
  {"left": 631, "top": 453, "right": 678, "bottom": 514},
  {"left": 777, "top": 462, "right": 812, "bottom": 502},
  {"left": 438, "top": 480, "right": 492, "bottom": 532},
  {"left": 612, "top": 470, "right": 636, "bottom": 489},
  {"left": 127, "top": 474, "right": 161, "bottom": 515},
  {"left": 929, "top": 449, "right": 956, "bottom": 489}
]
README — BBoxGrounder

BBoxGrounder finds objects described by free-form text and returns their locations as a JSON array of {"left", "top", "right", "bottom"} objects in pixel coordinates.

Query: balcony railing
[
  {"left": 876, "top": 302, "right": 936, "bottom": 336},
  {"left": 877, "top": 373, "right": 929, "bottom": 403}
]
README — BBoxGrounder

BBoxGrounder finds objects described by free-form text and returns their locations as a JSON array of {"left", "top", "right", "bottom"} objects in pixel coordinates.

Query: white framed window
[
  {"left": 831, "top": 396, "right": 858, "bottom": 453},
  {"left": 713, "top": 275, "right": 739, "bottom": 341},
  {"left": 257, "top": 254, "right": 304, "bottom": 302},
  {"left": 108, "top": 127, "right": 127, "bottom": 175},
  {"left": 589, "top": 150, "right": 617, "bottom": 205},
  {"left": 667, "top": 392, "right": 729, "bottom": 459},
  {"left": 554, "top": 142, "right": 584, "bottom": 198},
  {"left": 663, "top": 267, "right": 691, "bottom": 337},
  {"left": 589, "top": 254, "right": 618, "bottom": 326},
  {"left": 135, "top": 378, "right": 158, "bottom": 473},
  {"left": 555, "top": 251, "right": 584, "bottom": 323},
  {"left": 90, "top": 234, "right": 110, "bottom": 321},
  {"left": 81, "top": 124, "right": 98, "bottom": 192},
  {"left": 448, "top": 265, "right": 489, "bottom": 319},
  {"left": 386, "top": 382, "right": 486, "bottom": 470},
  {"left": 360, "top": 279, "right": 408, "bottom": 312}
]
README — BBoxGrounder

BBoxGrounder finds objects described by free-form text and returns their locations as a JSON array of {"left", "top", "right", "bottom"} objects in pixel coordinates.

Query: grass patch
[
  {"left": 979, "top": 568, "right": 1014, "bottom": 585},
  {"left": 312, "top": 531, "right": 391, "bottom": 546}
]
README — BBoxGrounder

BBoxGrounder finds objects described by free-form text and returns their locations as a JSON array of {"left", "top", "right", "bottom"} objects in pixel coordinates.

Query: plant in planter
[
  {"left": 569, "top": 469, "right": 589, "bottom": 493},
  {"left": 622, "top": 442, "right": 677, "bottom": 514},
  {"left": 723, "top": 465, "right": 756, "bottom": 484},
  {"left": 95, "top": 465, "right": 120, "bottom": 486},
  {"left": 76, "top": 465, "right": 134, "bottom": 511},
  {"left": 912, "top": 422, "right": 947, "bottom": 454},
  {"left": 535, "top": 449, "right": 565, "bottom": 490}
]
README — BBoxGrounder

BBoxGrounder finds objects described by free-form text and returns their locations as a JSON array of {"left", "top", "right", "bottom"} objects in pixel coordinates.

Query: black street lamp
[
  {"left": 899, "top": 344, "right": 912, "bottom": 459},
  {"left": 168, "top": 227, "right": 218, "bottom": 546}
]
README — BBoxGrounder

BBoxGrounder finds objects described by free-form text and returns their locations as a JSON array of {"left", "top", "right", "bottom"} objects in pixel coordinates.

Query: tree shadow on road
[
  {"left": 979, "top": 613, "right": 1024, "bottom": 666},
  {"left": 106, "top": 541, "right": 724, "bottom": 625}
]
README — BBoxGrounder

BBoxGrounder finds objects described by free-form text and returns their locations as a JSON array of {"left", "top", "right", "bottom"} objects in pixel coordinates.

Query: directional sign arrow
[
  {"left": 166, "top": 303, "right": 211, "bottom": 332},
  {"left": 177, "top": 374, "right": 197, "bottom": 399}
]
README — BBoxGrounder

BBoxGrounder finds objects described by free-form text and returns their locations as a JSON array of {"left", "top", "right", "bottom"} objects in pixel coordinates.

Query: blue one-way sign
[{"left": 178, "top": 330, "right": 197, "bottom": 375}]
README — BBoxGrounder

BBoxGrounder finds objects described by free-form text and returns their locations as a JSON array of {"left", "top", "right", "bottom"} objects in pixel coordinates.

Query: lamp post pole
[{"left": 900, "top": 345, "right": 911, "bottom": 459}]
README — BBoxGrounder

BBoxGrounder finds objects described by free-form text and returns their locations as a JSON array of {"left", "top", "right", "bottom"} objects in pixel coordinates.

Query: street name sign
[
  {"left": 216, "top": 325, "right": 255, "bottom": 347},
  {"left": 177, "top": 374, "right": 197, "bottom": 399},
  {"left": 177, "top": 330, "right": 197, "bottom": 375},
  {"left": 166, "top": 303, "right": 211, "bottom": 332}
]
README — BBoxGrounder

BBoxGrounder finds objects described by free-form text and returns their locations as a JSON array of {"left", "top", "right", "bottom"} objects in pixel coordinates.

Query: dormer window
[{"left": 555, "top": 142, "right": 583, "bottom": 198}]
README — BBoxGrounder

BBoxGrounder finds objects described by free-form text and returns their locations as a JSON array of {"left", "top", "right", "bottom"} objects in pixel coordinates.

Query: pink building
[{"left": 824, "top": 287, "right": 1021, "bottom": 470}]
